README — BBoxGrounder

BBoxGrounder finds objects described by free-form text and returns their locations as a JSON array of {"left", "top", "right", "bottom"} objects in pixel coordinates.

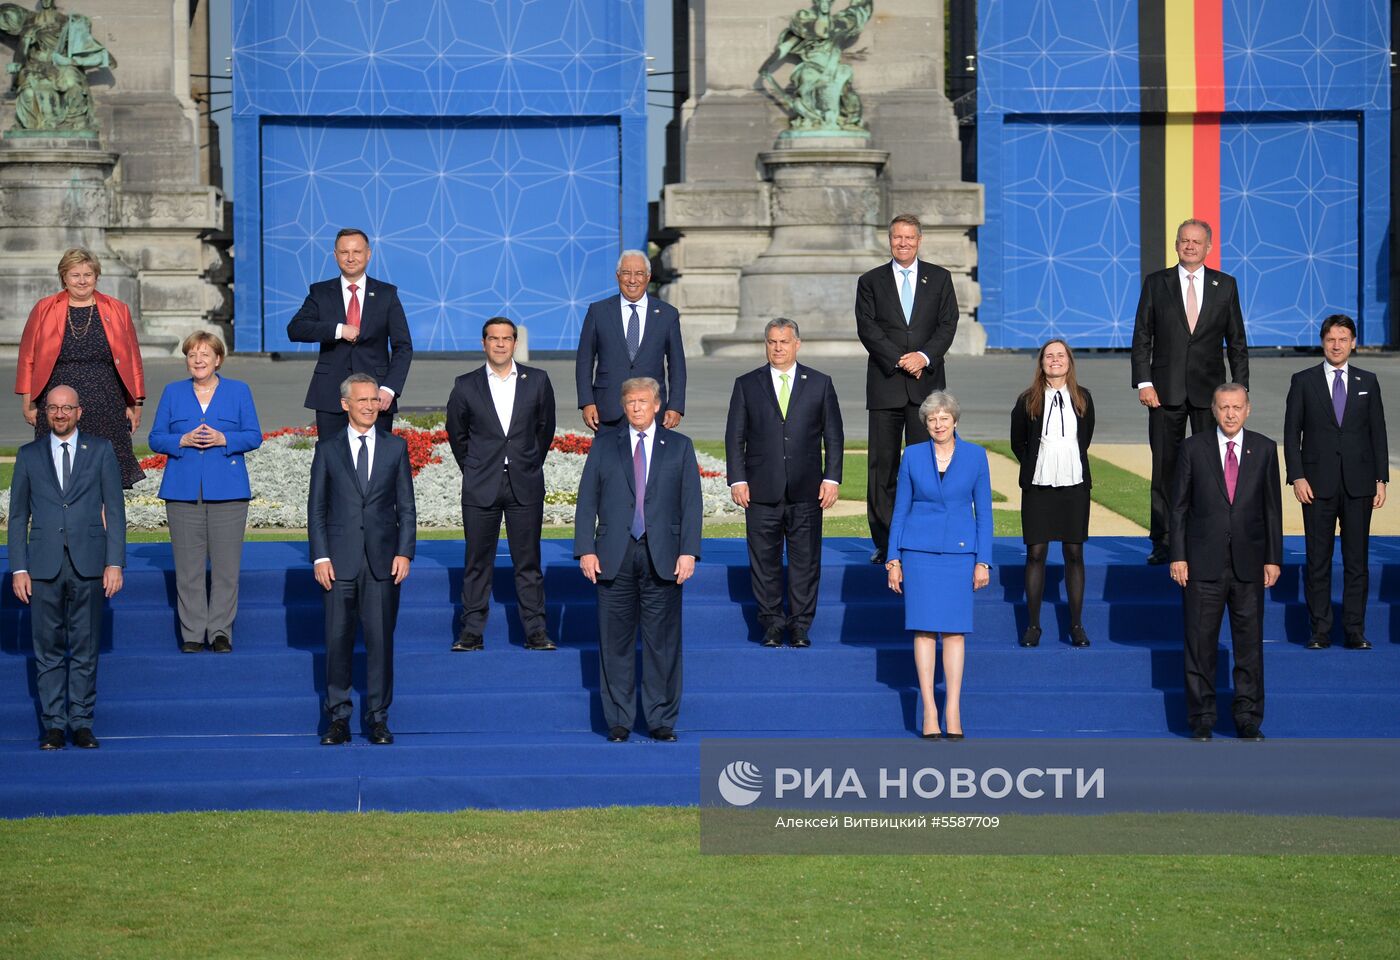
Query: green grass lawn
[{"left": 0, "top": 808, "right": 1395, "bottom": 959}]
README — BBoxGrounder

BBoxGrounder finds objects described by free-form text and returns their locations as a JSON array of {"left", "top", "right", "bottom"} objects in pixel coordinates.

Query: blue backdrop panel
[{"left": 259, "top": 118, "right": 622, "bottom": 353}]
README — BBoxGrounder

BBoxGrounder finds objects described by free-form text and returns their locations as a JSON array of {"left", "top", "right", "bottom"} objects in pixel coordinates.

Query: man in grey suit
[
  {"left": 8, "top": 385, "right": 126, "bottom": 750},
  {"left": 308, "top": 374, "right": 416, "bottom": 746},
  {"left": 575, "top": 377, "right": 703, "bottom": 742}
]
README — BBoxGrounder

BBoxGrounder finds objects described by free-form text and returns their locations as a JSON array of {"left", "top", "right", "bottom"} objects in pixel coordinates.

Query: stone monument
[{"left": 660, "top": 0, "right": 983, "bottom": 356}]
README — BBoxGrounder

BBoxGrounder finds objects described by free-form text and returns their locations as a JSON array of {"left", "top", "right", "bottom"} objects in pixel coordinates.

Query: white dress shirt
[
  {"left": 1136, "top": 263, "right": 1207, "bottom": 390},
  {"left": 335, "top": 274, "right": 394, "bottom": 397},
  {"left": 888, "top": 259, "right": 930, "bottom": 365},
  {"left": 1323, "top": 360, "right": 1349, "bottom": 397},
  {"left": 314, "top": 424, "right": 377, "bottom": 566},
  {"left": 769, "top": 363, "right": 796, "bottom": 402},
  {"left": 621, "top": 293, "right": 648, "bottom": 344},
  {"left": 1032, "top": 387, "right": 1083, "bottom": 486},
  {"left": 486, "top": 362, "right": 518, "bottom": 463},
  {"left": 630, "top": 421, "right": 655, "bottom": 476},
  {"left": 1217, "top": 426, "right": 1244, "bottom": 471}
]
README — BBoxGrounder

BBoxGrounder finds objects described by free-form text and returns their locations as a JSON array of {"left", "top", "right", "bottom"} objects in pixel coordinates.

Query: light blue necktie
[{"left": 899, "top": 268, "right": 914, "bottom": 324}]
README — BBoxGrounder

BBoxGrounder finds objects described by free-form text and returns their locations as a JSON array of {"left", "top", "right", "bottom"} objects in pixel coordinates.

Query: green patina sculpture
[
  {"left": 758, "top": 0, "right": 873, "bottom": 133},
  {"left": 0, "top": 0, "right": 114, "bottom": 133}
]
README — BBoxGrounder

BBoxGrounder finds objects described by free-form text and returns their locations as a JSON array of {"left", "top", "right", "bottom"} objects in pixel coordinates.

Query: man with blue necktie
[{"left": 856, "top": 214, "right": 960, "bottom": 564}]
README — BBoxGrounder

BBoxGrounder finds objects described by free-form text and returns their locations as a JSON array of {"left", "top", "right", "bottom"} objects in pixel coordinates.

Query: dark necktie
[
  {"left": 631, "top": 431, "right": 646, "bottom": 539},
  {"left": 1332, "top": 368, "right": 1346, "bottom": 425},
  {"left": 60, "top": 441, "right": 71, "bottom": 491},
  {"left": 1224, "top": 440, "right": 1238, "bottom": 503},
  {"left": 626, "top": 303, "right": 640, "bottom": 361},
  {"left": 356, "top": 435, "right": 369, "bottom": 493}
]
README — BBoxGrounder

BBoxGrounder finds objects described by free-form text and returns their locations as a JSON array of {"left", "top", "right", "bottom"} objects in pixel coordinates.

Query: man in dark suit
[
  {"left": 287, "top": 227, "right": 414, "bottom": 436},
  {"left": 856, "top": 213, "right": 959, "bottom": 563},
  {"left": 1132, "top": 218, "right": 1249, "bottom": 564},
  {"left": 575, "top": 377, "right": 702, "bottom": 742},
  {"left": 1284, "top": 314, "right": 1388, "bottom": 650},
  {"left": 575, "top": 250, "right": 686, "bottom": 432},
  {"left": 725, "top": 318, "right": 843, "bottom": 648},
  {"left": 308, "top": 373, "right": 416, "bottom": 746},
  {"left": 1169, "top": 383, "right": 1282, "bottom": 741},
  {"left": 445, "top": 317, "right": 558, "bottom": 652},
  {"left": 8, "top": 385, "right": 125, "bottom": 750}
]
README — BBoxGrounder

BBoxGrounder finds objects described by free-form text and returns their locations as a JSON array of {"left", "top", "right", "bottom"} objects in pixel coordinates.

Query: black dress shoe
[
  {"left": 70, "top": 728, "right": 99, "bottom": 749},
  {"left": 180, "top": 641, "right": 203, "bottom": 654},
  {"left": 368, "top": 721, "right": 394, "bottom": 745},
  {"left": 788, "top": 629, "right": 811, "bottom": 648},
  {"left": 451, "top": 633, "right": 484, "bottom": 652},
  {"left": 870, "top": 549, "right": 886, "bottom": 564},
  {"left": 1069, "top": 625, "right": 1091, "bottom": 648},
  {"left": 524, "top": 633, "right": 556, "bottom": 651},
  {"left": 211, "top": 633, "right": 232, "bottom": 653},
  {"left": 38, "top": 728, "right": 64, "bottom": 750},
  {"left": 761, "top": 625, "right": 784, "bottom": 648},
  {"left": 1190, "top": 724, "right": 1213, "bottom": 741},
  {"left": 1236, "top": 725, "right": 1265, "bottom": 741},
  {"left": 944, "top": 732, "right": 964, "bottom": 741},
  {"left": 1345, "top": 636, "right": 1373, "bottom": 650},
  {"left": 1019, "top": 625, "right": 1041, "bottom": 648},
  {"left": 1146, "top": 545, "right": 1170, "bottom": 565},
  {"left": 1305, "top": 637, "right": 1331, "bottom": 650},
  {"left": 320, "top": 719, "right": 350, "bottom": 745},
  {"left": 650, "top": 726, "right": 677, "bottom": 742},
  {"left": 920, "top": 731, "right": 942, "bottom": 740},
  {"left": 606, "top": 726, "right": 630, "bottom": 742}
]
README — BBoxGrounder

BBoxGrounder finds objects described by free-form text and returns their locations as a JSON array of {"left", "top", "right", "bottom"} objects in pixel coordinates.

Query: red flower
[
  {"left": 139, "top": 454, "right": 168, "bottom": 470},
  {"left": 550, "top": 433, "right": 593, "bottom": 455}
]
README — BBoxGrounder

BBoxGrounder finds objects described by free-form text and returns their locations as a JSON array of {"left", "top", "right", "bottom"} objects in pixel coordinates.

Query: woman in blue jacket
[
  {"left": 885, "top": 391, "right": 993, "bottom": 739},
  {"left": 148, "top": 332, "right": 262, "bottom": 652}
]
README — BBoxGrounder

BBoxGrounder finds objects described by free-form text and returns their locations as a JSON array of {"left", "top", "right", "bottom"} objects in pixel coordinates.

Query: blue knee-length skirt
[{"left": 901, "top": 550, "right": 975, "bottom": 634}]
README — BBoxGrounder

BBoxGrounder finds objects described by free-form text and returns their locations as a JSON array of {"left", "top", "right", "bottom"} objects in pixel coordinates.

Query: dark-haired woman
[{"left": 1010, "top": 339, "right": 1095, "bottom": 647}]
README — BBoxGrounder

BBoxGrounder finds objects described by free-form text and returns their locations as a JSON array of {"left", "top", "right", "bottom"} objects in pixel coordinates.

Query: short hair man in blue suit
[
  {"left": 308, "top": 374, "right": 417, "bottom": 746},
  {"left": 287, "top": 228, "right": 414, "bottom": 437},
  {"left": 575, "top": 377, "right": 703, "bottom": 742},
  {"left": 9, "top": 385, "right": 126, "bottom": 750},
  {"left": 725, "top": 318, "right": 844, "bottom": 648},
  {"left": 575, "top": 250, "right": 686, "bottom": 432}
]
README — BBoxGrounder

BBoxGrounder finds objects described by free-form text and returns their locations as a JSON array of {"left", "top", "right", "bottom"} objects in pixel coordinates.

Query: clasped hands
[
  {"left": 179, "top": 423, "right": 228, "bottom": 449},
  {"left": 314, "top": 556, "right": 411, "bottom": 590},
  {"left": 896, "top": 352, "right": 927, "bottom": 378}
]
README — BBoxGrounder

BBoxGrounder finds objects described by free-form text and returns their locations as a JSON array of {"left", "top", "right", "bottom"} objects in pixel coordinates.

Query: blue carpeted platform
[{"left": 2, "top": 536, "right": 1397, "bottom": 816}]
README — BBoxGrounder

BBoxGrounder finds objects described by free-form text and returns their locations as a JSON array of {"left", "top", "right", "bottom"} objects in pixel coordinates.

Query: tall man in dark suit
[
  {"left": 575, "top": 377, "right": 702, "bottom": 742},
  {"left": 856, "top": 213, "right": 959, "bottom": 563},
  {"left": 1169, "top": 383, "right": 1281, "bottom": 741},
  {"left": 1132, "top": 218, "right": 1249, "bottom": 564},
  {"left": 308, "top": 374, "right": 416, "bottom": 746},
  {"left": 446, "top": 317, "right": 558, "bottom": 652},
  {"left": 725, "top": 318, "right": 843, "bottom": 648},
  {"left": 287, "top": 228, "right": 414, "bottom": 436},
  {"left": 575, "top": 250, "right": 686, "bottom": 432},
  {"left": 8, "top": 385, "right": 125, "bottom": 750},
  {"left": 1284, "top": 314, "right": 1388, "bottom": 650}
]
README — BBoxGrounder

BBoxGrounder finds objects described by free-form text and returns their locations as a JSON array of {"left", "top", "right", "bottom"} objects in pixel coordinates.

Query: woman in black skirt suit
[{"left": 1010, "top": 339, "right": 1094, "bottom": 647}]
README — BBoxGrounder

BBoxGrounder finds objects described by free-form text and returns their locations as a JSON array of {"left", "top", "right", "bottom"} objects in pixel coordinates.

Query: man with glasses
[
  {"left": 575, "top": 250, "right": 686, "bottom": 432},
  {"left": 8, "top": 385, "right": 126, "bottom": 750}
]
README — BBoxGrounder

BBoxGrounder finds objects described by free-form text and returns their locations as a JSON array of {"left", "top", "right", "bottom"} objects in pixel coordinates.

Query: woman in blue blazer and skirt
[
  {"left": 148, "top": 332, "right": 262, "bottom": 652},
  {"left": 886, "top": 392, "right": 994, "bottom": 739}
]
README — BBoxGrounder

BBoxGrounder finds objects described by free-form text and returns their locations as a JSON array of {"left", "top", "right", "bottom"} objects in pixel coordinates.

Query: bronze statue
[
  {"left": 758, "top": 0, "right": 872, "bottom": 133},
  {"left": 0, "top": 0, "right": 114, "bottom": 132}
]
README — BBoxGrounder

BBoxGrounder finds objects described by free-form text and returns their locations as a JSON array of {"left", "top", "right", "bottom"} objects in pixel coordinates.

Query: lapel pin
[
  {"left": 801, "top": 374, "right": 807, "bottom": 380},
  {"left": 920, "top": 276, "right": 927, "bottom": 284},
  {"left": 520, "top": 372, "right": 527, "bottom": 379},
  {"left": 1211, "top": 279, "right": 1218, "bottom": 286},
  {"left": 659, "top": 438, "right": 666, "bottom": 445},
  {"left": 368, "top": 291, "right": 375, "bottom": 297}
]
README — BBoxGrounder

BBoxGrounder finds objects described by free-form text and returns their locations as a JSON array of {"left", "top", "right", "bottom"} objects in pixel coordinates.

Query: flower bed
[{"left": 2, "top": 425, "right": 739, "bottom": 530}]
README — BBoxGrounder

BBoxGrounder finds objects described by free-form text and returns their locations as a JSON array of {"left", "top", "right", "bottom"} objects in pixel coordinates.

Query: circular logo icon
[{"left": 717, "top": 760, "right": 764, "bottom": 806}]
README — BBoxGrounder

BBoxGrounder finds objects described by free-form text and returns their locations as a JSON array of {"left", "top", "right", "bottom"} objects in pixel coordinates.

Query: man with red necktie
[
  {"left": 287, "top": 228, "right": 413, "bottom": 436},
  {"left": 1169, "top": 383, "right": 1281, "bottom": 742}
]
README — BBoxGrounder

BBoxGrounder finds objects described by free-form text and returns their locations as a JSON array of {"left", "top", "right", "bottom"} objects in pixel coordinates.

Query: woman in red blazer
[{"left": 15, "top": 247, "right": 146, "bottom": 487}]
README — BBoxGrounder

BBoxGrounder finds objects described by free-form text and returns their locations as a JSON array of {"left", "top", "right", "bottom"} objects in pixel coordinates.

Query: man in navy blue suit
[
  {"left": 287, "top": 228, "right": 414, "bottom": 436},
  {"left": 308, "top": 374, "right": 416, "bottom": 746},
  {"left": 446, "top": 317, "right": 558, "bottom": 652},
  {"left": 575, "top": 250, "right": 686, "bottom": 432},
  {"left": 1284, "top": 314, "right": 1388, "bottom": 650},
  {"left": 725, "top": 318, "right": 843, "bottom": 648},
  {"left": 575, "top": 377, "right": 702, "bottom": 742},
  {"left": 8, "top": 385, "right": 126, "bottom": 750}
]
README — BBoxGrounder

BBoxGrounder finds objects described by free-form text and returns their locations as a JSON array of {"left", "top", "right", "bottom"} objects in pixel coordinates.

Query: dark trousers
[
  {"left": 1149, "top": 401, "right": 1213, "bottom": 547},
  {"left": 746, "top": 497, "right": 822, "bottom": 631},
  {"left": 460, "top": 467, "right": 546, "bottom": 639},
  {"left": 1182, "top": 546, "right": 1265, "bottom": 729},
  {"left": 30, "top": 550, "right": 103, "bottom": 731},
  {"left": 1302, "top": 492, "right": 1373, "bottom": 639},
  {"left": 315, "top": 409, "right": 394, "bottom": 438},
  {"left": 596, "top": 537, "right": 682, "bottom": 731},
  {"left": 323, "top": 553, "right": 399, "bottom": 724},
  {"left": 868, "top": 405, "right": 927, "bottom": 552}
]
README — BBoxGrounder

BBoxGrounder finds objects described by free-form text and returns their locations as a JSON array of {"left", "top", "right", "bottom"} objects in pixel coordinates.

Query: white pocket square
[{"left": 1358, "top": 391, "right": 1369, "bottom": 396}]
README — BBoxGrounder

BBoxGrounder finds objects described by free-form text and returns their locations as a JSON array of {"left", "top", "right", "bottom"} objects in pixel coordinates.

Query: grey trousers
[{"left": 166, "top": 499, "right": 250, "bottom": 647}]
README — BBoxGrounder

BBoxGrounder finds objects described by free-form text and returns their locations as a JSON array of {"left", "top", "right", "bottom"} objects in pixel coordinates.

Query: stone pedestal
[
  {"left": 706, "top": 134, "right": 887, "bottom": 357},
  {"left": 0, "top": 135, "right": 138, "bottom": 352}
]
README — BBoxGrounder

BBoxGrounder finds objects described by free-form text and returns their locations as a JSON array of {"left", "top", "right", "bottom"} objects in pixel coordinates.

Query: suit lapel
[
  {"left": 786, "top": 364, "right": 808, "bottom": 416},
  {"left": 333, "top": 431, "right": 361, "bottom": 496},
  {"left": 504, "top": 367, "right": 531, "bottom": 438},
  {"left": 1341, "top": 370, "right": 1364, "bottom": 427},
  {"left": 367, "top": 428, "right": 395, "bottom": 495},
  {"left": 636, "top": 302, "right": 666, "bottom": 356},
  {"left": 646, "top": 426, "right": 668, "bottom": 499},
  {"left": 469, "top": 368, "right": 504, "bottom": 438},
  {"left": 1164, "top": 269, "right": 1190, "bottom": 335},
  {"left": 617, "top": 426, "right": 636, "bottom": 496}
]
